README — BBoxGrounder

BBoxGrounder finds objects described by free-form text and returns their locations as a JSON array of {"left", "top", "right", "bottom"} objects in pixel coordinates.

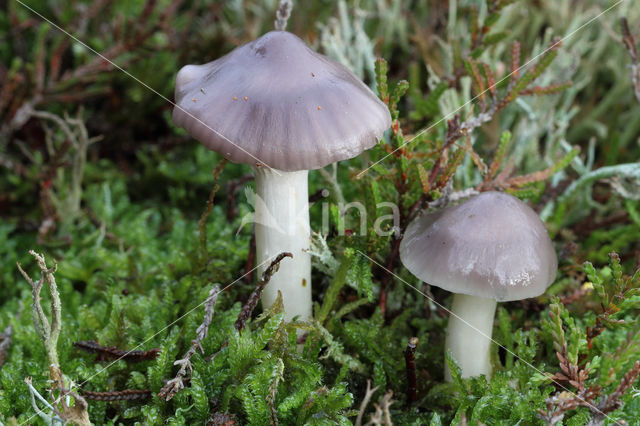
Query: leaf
[
  {"left": 446, "top": 351, "right": 467, "bottom": 395},
  {"left": 417, "top": 164, "right": 430, "bottom": 192},
  {"left": 487, "top": 131, "right": 511, "bottom": 179},
  {"left": 148, "top": 326, "right": 180, "bottom": 391},
  {"left": 189, "top": 370, "right": 209, "bottom": 421},
  {"left": 390, "top": 80, "right": 409, "bottom": 119},
  {"left": 497, "top": 307, "right": 514, "bottom": 368},
  {"left": 317, "top": 258, "right": 350, "bottom": 324},
  {"left": 429, "top": 412, "right": 443, "bottom": 426},
  {"left": 506, "top": 40, "right": 560, "bottom": 102},
  {"left": 313, "top": 321, "right": 367, "bottom": 374},
  {"left": 484, "top": 31, "right": 508, "bottom": 46},
  {"left": 345, "top": 253, "right": 374, "bottom": 302},
  {"left": 375, "top": 58, "right": 389, "bottom": 103},
  {"left": 414, "top": 81, "right": 448, "bottom": 119}
]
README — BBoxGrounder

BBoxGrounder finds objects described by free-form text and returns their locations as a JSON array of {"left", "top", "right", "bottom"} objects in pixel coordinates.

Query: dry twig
[
  {"left": 404, "top": 337, "right": 419, "bottom": 403},
  {"left": 74, "top": 341, "right": 161, "bottom": 362},
  {"left": 598, "top": 361, "right": 640, "bottom": 414},
  {"left": 266, "top": 359, "right": 284, "bottom": 426},
  {"left": 158, "top": 285, "right": 220, "bottom": 401},
  {"left": 199, "top": 160, "right": 228, "bottom": 263},
  {"left": 81, "top": 389, "right": 152, "bottom": 401},
  {"left": 235, "top": 252, "right": 293, "bottom": 331}
]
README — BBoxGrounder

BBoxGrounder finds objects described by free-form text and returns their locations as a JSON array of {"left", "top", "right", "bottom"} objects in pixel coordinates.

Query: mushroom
[
  {"left": 399, "top": 191, "right": 557, "bottom": 380},
  {"left": 173, "top": 31, "right": 391, "bottom": 322}
]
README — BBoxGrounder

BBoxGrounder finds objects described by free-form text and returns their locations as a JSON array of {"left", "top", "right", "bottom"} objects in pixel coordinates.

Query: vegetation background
[{"left": 1, "top": 0, "right": 640, "bottom": 424}]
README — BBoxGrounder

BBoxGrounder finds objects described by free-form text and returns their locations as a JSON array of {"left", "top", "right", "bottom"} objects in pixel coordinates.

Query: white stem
[
  {"left": 253, "top": 167, "right": 312, "bottom": 322},
  {"left": 444, "top": 293, "right": 497, "bottom": 381}
]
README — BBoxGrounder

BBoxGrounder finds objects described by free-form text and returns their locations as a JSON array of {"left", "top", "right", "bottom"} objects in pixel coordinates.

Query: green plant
[{"left": 1, "top": 0, "right": 640, "bottom": 424}]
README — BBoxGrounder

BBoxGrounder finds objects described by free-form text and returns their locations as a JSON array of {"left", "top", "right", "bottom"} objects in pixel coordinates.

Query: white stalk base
[
  {"left": 253, "top": 167, "right": 312, "bottom": 322},
  {"left": 444, "top": 293, "right": 497, "bottom": 381}
]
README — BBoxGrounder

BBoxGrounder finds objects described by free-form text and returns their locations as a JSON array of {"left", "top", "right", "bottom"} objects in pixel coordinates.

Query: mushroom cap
[
  {"left": 173, "top": 31, "right": 391, "bottom": 171},
  {"left": 399, "top": 191, "right": 557, "bottom": 301}
]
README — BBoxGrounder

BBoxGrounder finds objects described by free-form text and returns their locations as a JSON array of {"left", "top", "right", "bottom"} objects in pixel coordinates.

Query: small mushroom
[
  {"left": 173, "top": 31, "right": 391, "bottom": 322},
  {"left": 400, "top": 191, "right": 557, "bottom": 380}
]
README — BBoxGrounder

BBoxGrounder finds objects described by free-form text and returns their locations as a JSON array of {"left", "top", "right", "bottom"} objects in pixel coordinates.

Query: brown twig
[
  {"left": 538, "top": 344, "right": 603, "bottom": 425},
  {"left": 509, "top": 41, "right": 521, "bottom": 90},
  {"left": 158, "top": 285, "right": 220, "bottom": 401},
  {"left": 266, "top": 360, "right": 284, "bottom": 426},
  {"left": 428, "top": 117, "right": 462, "bottom": 189},
  {"left": 235, "top": 252, "right": 293, "bottom": 331},
  {"left": 379, "top": 237, "right": 402, "bottom": 319},
  {"left": 199, "top": 160, "right": 228, "bottom": 263},
  {"left": 404, "top": 337, "right": 419, "bottom": 404},
  {"left": 243, "top": 233, "right": 256, "bottom": 285},
  {"left": 378, "top": 284, "right": 388, "bottom": 319},
  {"left": 74, "top": 341, "right": 161, "bottom": 362},
  {"left": 518, "top": 82, "right": 572, "bottom": 96},
  {"left": 80, "top": 389, "right": 151, "bottom": 401},
  {"left": 598, "top": 361, "right": 640, "bottom": 415},
  {"left": 539, "top": 359, "right": 638, "bottom": 426}
]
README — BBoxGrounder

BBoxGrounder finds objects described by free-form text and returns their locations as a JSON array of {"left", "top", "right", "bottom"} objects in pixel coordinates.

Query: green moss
[{"left": 2, "top": 0, "right": 640, "bottom": 424}]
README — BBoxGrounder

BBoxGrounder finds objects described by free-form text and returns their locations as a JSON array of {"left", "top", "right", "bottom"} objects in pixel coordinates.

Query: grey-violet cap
[
  {"left": 173, "top": 31, "right": 391, "bottom": 171},
  {"left": 400, "top": 191, "right": 557, "bottom": 301}
]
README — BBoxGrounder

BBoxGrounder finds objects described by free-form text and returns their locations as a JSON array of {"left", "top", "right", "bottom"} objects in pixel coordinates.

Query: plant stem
[
  {"left": 253, "top": 167, "right": 312, "bottom": 322},
  {"left": 235, "top": 252, "right": 292, "bottom": 331},
  {"left": 404, "top": 337, "right": 419, "bottom": 403},
  {"left": 444, "top": 293, "right": 497, "bottom": 381}
]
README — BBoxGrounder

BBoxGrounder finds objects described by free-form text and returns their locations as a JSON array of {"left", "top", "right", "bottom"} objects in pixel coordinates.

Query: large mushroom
[
  {"left": 173, "top": 31, "right": 391, "bottom": 322},
  {"left": 399, "top": 191, "right": 557, "bottom": 380}
]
